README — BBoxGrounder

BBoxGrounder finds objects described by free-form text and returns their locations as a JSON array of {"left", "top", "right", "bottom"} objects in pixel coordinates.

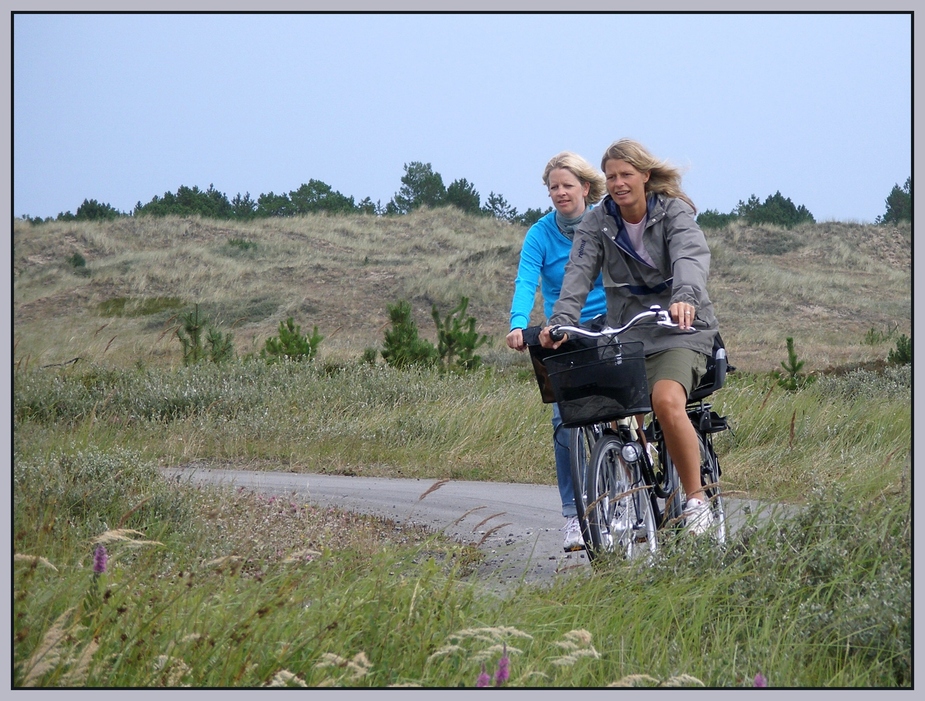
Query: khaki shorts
[{"left": 645, "top": 348, "right": 708, "bottom": 399}]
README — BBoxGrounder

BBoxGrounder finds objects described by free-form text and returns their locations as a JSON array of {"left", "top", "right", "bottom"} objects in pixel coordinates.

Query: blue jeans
[{"left": 552, "top": 403, "right": 576, "bottom": 518}]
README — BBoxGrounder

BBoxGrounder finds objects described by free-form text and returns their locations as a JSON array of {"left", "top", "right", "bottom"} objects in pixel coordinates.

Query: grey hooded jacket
[{"left": 549, "top": 193, "right": 718, "bottom": 357}]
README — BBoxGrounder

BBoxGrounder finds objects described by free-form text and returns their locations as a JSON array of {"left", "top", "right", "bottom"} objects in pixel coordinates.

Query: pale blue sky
[{"left": 12, "top": 11, "right": 913, "bottom": 223}]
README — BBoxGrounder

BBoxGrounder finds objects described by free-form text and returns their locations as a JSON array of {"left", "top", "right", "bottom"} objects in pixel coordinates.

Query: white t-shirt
[{"left": 624, "top": 217, "right": 656, "bottom": 267}]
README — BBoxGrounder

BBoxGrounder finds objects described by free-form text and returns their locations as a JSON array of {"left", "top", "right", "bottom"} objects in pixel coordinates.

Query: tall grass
[
  {"left": 14, "top": 357, "right": 910, "bottom": 501},
  {"left": 12, "top": 356, "right": 911, "bottom": 687}
]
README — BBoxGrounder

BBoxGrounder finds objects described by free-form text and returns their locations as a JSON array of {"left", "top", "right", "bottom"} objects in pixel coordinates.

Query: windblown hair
[
  {"left": 600, "top": 139, "right": 697, "bottom": 214},
  {"left": 542, "top": 152, "right": 607, "bottom": 205}
]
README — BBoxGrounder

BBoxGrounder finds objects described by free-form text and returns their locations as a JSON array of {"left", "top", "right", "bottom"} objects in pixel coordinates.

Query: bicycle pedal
[{"left": 563, "top": 544, "right": 586, "bottom": 552}]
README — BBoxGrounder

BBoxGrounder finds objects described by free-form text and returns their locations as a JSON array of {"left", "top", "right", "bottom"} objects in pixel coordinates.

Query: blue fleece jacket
[{"left": 509, "top": 210, "right": 607, "bottom": 330}]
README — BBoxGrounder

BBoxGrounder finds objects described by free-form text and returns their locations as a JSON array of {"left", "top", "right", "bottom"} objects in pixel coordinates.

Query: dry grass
[{"left": 13, "top": 210, "right": 910, "bottom": 372}]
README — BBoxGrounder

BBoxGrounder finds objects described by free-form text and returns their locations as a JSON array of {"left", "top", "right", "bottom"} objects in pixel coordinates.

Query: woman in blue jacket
[{"left": 506, "top": 151, "right": 607, "bottom": 551}]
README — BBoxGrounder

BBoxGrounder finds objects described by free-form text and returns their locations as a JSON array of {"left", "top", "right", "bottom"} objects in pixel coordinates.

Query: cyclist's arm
[
  {"left": 664, "top": 198, "right": 710, "bottom": 311},
  {"left": 509, "top": 227, "right": 546, "bottom": 332}
]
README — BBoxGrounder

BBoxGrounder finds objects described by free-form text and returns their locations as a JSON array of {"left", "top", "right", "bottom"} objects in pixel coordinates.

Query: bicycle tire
[
  {"left": 585, "top": 431, "right": 658, "bottom": 561},
  {"left": 568, "top": 424, "right": 603, "bottom": 549}
]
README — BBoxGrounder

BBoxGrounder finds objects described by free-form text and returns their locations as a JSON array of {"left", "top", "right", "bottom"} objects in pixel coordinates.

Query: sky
[{"left": 11, "top": 11, "right": 915, "bottom": 224}]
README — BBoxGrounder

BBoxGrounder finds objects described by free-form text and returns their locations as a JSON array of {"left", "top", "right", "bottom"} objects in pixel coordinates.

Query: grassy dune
[{"left": 13, "top": 210, "right": 910, "bottom": 372}]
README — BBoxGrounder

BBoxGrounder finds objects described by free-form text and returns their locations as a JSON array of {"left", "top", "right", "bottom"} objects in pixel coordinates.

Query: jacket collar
[{"left": 602, "top": 193, "right": 661, "bottom": 224}]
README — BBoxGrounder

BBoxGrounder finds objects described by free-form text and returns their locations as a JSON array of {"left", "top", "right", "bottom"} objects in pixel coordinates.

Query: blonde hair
[
  {"left": 600, "top": 139, "right": 697, "bottom": 214},
  {"left": 542, "top": 152, "right": 606, "bottom": 204}
]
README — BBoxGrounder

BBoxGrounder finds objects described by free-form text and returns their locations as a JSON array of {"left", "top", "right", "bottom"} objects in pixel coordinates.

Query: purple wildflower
[
  {"left": 754, "top": 673, "right": 768, "bottom": 687},
  {"left": 476, "top": 664, "right": 491, "bottom": 688},
  {"left": 92, "top": 545, "right": 108, "bottom": 575},
  {"left": 494, "top": 644, "right": 510, "bottom": 686}
]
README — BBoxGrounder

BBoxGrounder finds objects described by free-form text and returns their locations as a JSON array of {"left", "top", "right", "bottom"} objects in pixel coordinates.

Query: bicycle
[{"left": 529, "top": 305, "right": 730, "bottom": 562}]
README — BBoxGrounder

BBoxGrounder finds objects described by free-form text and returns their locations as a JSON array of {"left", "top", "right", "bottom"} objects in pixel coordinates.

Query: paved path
[{"left": 162, "top": 466, "right": 786, "bottom": 595}]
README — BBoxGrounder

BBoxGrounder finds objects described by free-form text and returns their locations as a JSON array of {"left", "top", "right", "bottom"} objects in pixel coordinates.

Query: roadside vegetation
[{"left": 12, "top": 208, "right": 911, "bottom": 687}]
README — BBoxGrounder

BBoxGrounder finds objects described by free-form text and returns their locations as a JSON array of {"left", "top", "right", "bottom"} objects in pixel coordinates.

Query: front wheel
[
  {"left": 586, "top": 433, "right": 658, "bottom": 561},
  {"left": 569, "top": 424, "right": 603, "bottom": 549}
]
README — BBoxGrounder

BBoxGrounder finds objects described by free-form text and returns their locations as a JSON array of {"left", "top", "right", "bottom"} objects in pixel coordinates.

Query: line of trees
[
  {"left": 696, "top": 177, "right": 912, "bottom": 230},
  {"left": 20, "top": 161, "right": 553, "bottom": 228},
  {"left": 19, "top": 164, "right": 911, "bottom": 230}
]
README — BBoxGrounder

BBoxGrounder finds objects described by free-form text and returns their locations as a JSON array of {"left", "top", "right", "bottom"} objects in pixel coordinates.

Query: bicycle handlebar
[{"left": 549, "top": 305, "right": 691, "bottom": 342}]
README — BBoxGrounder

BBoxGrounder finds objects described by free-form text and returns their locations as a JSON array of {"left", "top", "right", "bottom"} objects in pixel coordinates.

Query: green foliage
[
  {"left": 735, "top": 192, "right": 815, "bottom": 228},
  {"left": 289, "top": 179, "right": 357, "bottom": 215},
  {"left": 887, "top": 334, "right": 912, "bottom": 365},
  {"left": 255, "top": 190, "right": 294, "bottom": 217},
  {"left": 696, "top": 208, "right": 737, "bottom": 229},
  {"left": 515, "top": 206, "right": 552, "bottom": 228},
  {"left": 431, "top": 296, "right": 490, "bottom": 372},
  {"left": 877, "top": 176, "right": 912, "bottom": 225},
  {"left": 98, "top": 296, "right": 184, "bottom": 318},
  {"left": 134, "top": 184, "right": 233, "bottom": 219},
  {"left": 230, "top": 192, "right": 257, "bottom": 220},
  {"left": 381, "top": 300, "right": 438, "bottom": 369},
  {"left": 482, "top": 191, "right": 518, "bottom": 221},
  {"left": 356, "top": 197, "right": 383, "bottom": 215},
  {"left": 225, "top": 237, "right": 257, "bottom": 253},
  {"left": 261, "top": 317, "right": 323, "bottom": 363},
  {"left": 445, "top": 178, "right": 482, "bottom": 215},
  {"left": 389, "top": 162, "right": 447, "bottom": 214},
  {"left": 863, "top": 323, "right": 900, "bottom": 346},
  {"left": 75, "top": 198, "right": 123, "bottom": 221},
  {"left": 177, "top": 304, "right": 235, "bottom": 365},
  {"left": 776, "top": 336, "right": 813, "bottom": 391},
  {"left": 67, "top": 252, "right": 89, "bottom": 276}
]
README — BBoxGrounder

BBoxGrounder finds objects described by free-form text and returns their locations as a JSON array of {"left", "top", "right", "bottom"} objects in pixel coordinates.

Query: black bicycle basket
[{"left": 544, "top": 339, "right": 651, "bottom": 428}]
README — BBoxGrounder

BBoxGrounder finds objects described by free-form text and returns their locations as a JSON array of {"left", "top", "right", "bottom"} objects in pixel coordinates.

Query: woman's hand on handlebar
[
  {"left": 539, "top": 325, "right": 568, "bottom": 349},
  {"left": 668, "top": 302, "right": 697, "bottom": 331}
]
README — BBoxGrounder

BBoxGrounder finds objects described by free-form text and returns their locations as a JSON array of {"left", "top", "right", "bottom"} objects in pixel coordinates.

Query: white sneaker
[
  {"left": 682, "top": 498, "right": 713, "bottom": 536},
  {"left": 563, "top": 516, "right": 585, "bottom": 551}
]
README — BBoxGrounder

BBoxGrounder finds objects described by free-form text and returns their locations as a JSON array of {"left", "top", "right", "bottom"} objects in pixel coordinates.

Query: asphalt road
[{"left": 161, "top": 466, "right": 783, "bottom": 596}]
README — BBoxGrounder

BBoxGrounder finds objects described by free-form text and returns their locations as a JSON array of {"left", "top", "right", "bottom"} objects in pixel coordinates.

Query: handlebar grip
[{"left": 549, "top": 327, "right": 565, "bottom": 342}]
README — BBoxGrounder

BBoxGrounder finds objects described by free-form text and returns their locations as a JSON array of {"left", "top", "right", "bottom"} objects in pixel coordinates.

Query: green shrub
[
  {"left": 177, "top": 304, "right": 235, "bottom": 365},
  {"left": 432, "top": 296, "right": 490, "bottom": 372},
  {"left": 877, "top": 176, "right": 911, "bottom": 225},
  {"left": 381, "top": 300, "right": 438, "bottom": 369},
  {"left": 261, "top": 317, "right": 322, "bottom": 363},
  {"left": 863, "top": 324, "right": 899, "bottom": 346},
  {"left": 888, "top": 334, "right": 912, "bottom": 365},
  {"left": 776, "top": 336, "right": 813, "bottom": 391},
  {"left": 226, "top": 237, "right": 257, "bottom": 253}
]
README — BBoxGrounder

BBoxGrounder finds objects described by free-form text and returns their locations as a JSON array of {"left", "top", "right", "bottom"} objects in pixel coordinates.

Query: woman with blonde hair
[
  {"left": 506, "top": 151, "right": 607, "bottom": 551},
  {"left": 541, "top": 138, "right": 721, "bottom": 535}
]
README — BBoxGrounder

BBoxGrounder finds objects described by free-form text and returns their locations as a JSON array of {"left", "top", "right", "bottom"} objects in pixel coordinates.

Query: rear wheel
[{"left": 586, "top": 433, "right": 658, "bottom": 561}]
